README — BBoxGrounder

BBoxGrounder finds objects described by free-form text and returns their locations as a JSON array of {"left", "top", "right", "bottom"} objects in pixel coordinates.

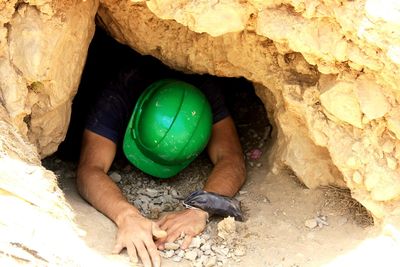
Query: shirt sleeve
[
  {"left": 85, "top": 68, "right": 147, "bottom": 144},
  {"left": 198, "top": 76, "right": 230, "bottom": 124}
]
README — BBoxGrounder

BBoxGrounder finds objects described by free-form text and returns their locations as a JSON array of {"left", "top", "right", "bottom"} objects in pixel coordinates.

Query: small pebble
[
  {"left": 177, "top": 249, "right": 185, "bottom": 258},
  {"left": 109, "top": 172, "right": 122, "bottom": 183},
  {"left": 201, "top": 243, "right": 211, "bottom": 252},
  {"left": 204, "top": 249, "right": 212, "bottom": 255},
  {"left": 144, "top": 188, "right": 159, "bottom": 198},
  {"left": 189, "top": 236, "right": 203, "bottom": 248},
  {"left": 164, "top": 242, "right": 180, "bottom": 250},
  {"left": 164, "top": 250, "right": 174, "bottom": 258},
  {"left": 172, "top": 256, "right": 182, "bottom": 262},
  {"left": 199, "top": 254, "right": 209, "bottom": 264},
  {"left": 205, "top": 256, "right": 217, "bottom": 267},
  {"left": 233, "top": 245, "right": 246, "bottom": 256},
  {"left": 305, "top": 219, "right": 318, "bottom": 229},
  {"left": 185, "top": 250, "right": 198, "bottom": 261}
]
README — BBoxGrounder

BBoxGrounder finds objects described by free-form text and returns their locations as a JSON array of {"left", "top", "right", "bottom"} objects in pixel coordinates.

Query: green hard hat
[{"left": 123, "top": 79, "right": 213, "bottom": 178}]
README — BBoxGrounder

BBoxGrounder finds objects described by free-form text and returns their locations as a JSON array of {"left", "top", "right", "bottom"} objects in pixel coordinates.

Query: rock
[
  {"left": 144, "top": 188, "right": 160, "bottom": 198},
  {"left": 163, "top": 250, "right": 175, "bottom": 258},
  {"left": 217, "top": 217, "right": 236, "bottom": 240},
  {"left": 205, "top": 256, "right": 217, "bottom": 267},
  {"left": 320, "top": 81, "right": 363, "bottom": 128},
  {"left": 204, "top": 249, "right": 212, "bottom": 255},
  {"left": 172, "top": 256, "right": 183, "bottom": 262},
  {"left": 164, "top": 242, "right": 180, "bottom": 250},
  {"left": 189, "top": 236, "right": 203, "bottom": 249},
  {"left": 355, "top": 77, "right": 389, "bottom": 121},
  {"left": 233, "top": 245, "right": 246, "bottom": 257},
  {"left": 201, "top": 243, "right": 211, "bottom": 252},
  {"left": 382, "top": 140, "right": 395, "bottom": 154},
  {"left": 171, "top": 189, "right": 181, "bottom": 199},
  {"left": 199, "top": 254, "right": 209, "bottom": 264},
  {"left": 305, "top": 219, "right": 318, "bottom": 229},
  {"left": 185, "top": 250, "right": 198, "bottom": 261},
  {"left": 109, "top": 172, "right": 122, "bottom": 183},
  {"left": 213, "top": 246, "right": 229, "bottom": 256},
  {"left": 316, "top": 215, "right": 329, "bottom": 227},
  {"left": 177, "top": 249, "right": 185, "bottom": 258}
]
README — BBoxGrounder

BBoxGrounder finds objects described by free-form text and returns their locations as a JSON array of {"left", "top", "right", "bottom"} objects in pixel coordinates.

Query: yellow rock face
[{"left": 0, "top": 0, "right": 98, "bottom": 156}]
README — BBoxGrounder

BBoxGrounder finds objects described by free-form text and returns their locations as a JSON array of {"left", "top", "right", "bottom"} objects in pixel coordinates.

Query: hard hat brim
[{"left": 123, "top": 120, "right": 192, "bottom": 179}]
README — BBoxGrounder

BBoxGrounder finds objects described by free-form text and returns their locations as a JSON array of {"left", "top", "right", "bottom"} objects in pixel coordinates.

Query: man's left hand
[{"left": 155, "top": 208, "right": 208, "bottom": 250}]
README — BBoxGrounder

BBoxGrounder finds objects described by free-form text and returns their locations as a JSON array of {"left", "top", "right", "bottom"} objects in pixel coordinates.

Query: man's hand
[
  {"left": 156, "top": 209, "right": 208, "bottom": 250},
  {"left": 113, "top": 213, "right": 167, "bottom": 267}
]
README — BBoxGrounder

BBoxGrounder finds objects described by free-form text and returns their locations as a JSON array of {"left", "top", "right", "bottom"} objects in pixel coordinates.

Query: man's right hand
[{"left": 113, "top": 212, "right": 167, "bottom": 267}]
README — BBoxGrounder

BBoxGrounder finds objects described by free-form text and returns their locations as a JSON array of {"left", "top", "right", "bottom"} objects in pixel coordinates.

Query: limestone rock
[
  {"left": 355, "top": 77, "right": 390, "bottom": 121},
  {"left": 1, "top": 0, "right": 98, "bottom": 157},
  {"left": 320, "top": 81, "right": 363, "bottom": 129}
]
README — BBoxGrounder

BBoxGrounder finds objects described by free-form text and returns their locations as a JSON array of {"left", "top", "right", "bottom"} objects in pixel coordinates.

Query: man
[{"left": 76, "top": 60, "right": 246, "bottom": 267}]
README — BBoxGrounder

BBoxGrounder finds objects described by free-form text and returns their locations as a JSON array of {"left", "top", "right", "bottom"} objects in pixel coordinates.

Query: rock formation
[
  {"left": 0, "top": 0, "right": 104, "bottom": 264},
  {"left": 97, "top": 0, "right": 400, "bottom": 221},
  {"left": 1, "top": 0, "right": 400, "bottom": 264}
]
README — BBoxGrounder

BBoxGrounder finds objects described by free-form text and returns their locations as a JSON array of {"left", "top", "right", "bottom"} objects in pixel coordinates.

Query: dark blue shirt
[{"left": 86, "top": 64, "right": 229, "bottom": 145}]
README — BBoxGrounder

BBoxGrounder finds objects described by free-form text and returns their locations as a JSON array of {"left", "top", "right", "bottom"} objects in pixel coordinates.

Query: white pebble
[
  {"left": 205, "top": 256, "right": 217, "bottom": 267},
  {"left": 144, "top": 188, "right": 159, "bottom": 198},
  {"left": 172, "top": 256, "right": 182, "bottom": 262},
  {"left": 189, "top": 236, "right": 203, "bottom": 248},
  {"left": 305, "top": 219, "right": 318, "bottom": 229},
  {"left": 164, "top": 242, "right": 180, "bottom": 250},
  {"left": 109, "top": 172, "right": 122, "bottom": 183},
  {"left": 177, "top": 249, "right": 185, "bottom": 258},
  {"left": 164, "top": 250, "right": 175, "bottom": 258},
  {"left": 201, "top": 243, "right": 211, "bottom": 252},
  {"left": 185, "top": 250, "right": 198, "bottom": 261},
  {"left": 233, "top": 245, "right": 246, "bottom": 256}
]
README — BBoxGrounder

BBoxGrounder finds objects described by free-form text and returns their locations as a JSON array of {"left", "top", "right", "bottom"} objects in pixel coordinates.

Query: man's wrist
[
  {"left": 187, "top": 207, "right": 209, "bottom": 222},
  {"left": 114, "top": 205, "right": 142, "bottom": 227}
]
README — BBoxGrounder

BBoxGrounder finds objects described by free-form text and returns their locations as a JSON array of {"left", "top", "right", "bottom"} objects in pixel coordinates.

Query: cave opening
[
  {"left": 56, "top": 27, "right": 272, "bottom": 174},
  {"left": 38, "top": 27, "right": 375, "bottom": 267}
]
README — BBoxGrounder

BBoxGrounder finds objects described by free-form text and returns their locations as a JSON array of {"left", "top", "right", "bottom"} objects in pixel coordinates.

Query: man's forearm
[
  {"left": 203, "top": 155, "right": 245, "bottom": 197},
  {"left": 76, "top": 167, "right": 141, "bottom": 225}
]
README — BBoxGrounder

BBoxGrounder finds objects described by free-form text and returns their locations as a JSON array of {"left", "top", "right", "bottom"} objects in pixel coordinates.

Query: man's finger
[
  {"left": 165, "top": 227, "right": 183, "bottom": 244},
  {"left": 145, "top": 239, "right": 161, "bottom": 267},
  {"left": 157, "top": 216, "right": 175, "bottom": 231},
  {"left": 152, "top": 223, "right": 167, "bottom": 239},
  {"left": 126, "top": 242, "right": 139, "bottom": 263},
  {"left": 112, "top": 241, "right": 124, "bottom": 254},
  {"left": 134, "top": 241, "right": 152, "bottom": 267},
  {"left": 181, "top": 234, "right": 194, "bottom": 250}
]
